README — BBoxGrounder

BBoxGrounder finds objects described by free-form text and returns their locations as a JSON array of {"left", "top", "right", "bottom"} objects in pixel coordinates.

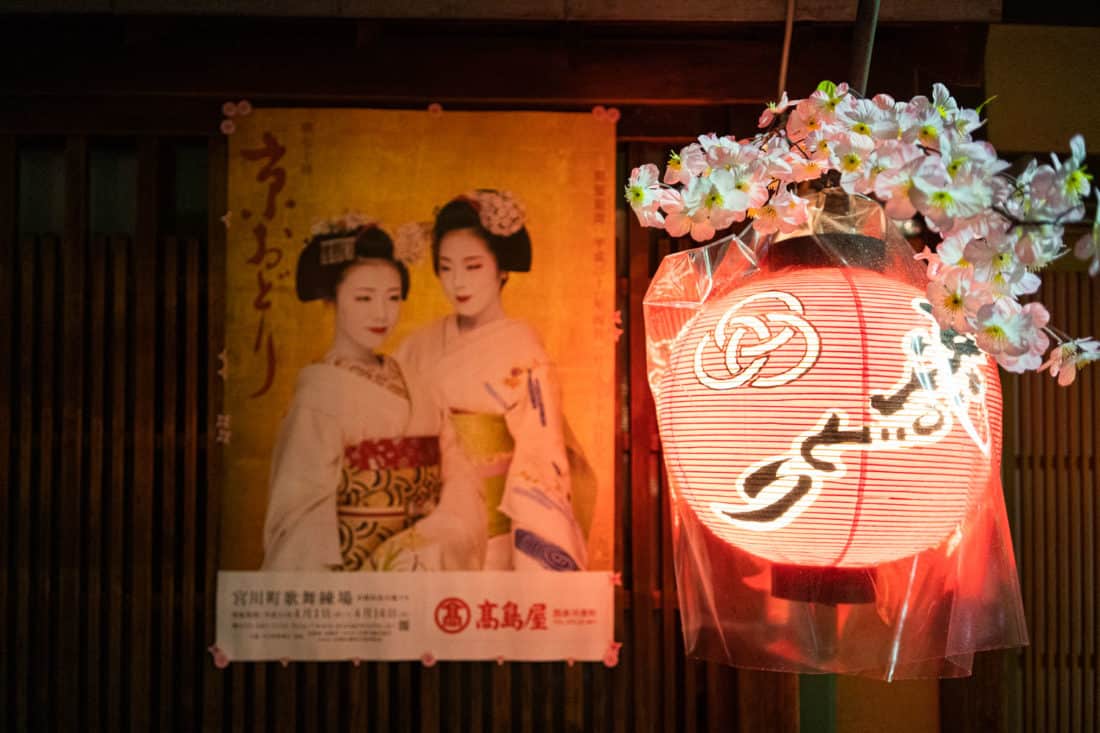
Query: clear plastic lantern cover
[{"left": 644, "top": 191, "right": 1027, "bottom": 679}]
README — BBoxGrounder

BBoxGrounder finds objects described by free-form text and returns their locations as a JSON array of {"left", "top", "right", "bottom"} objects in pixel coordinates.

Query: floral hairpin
[
  {"left": 625, "top": 81, "right": 1099, "bottom": 385},
  {"left": 465, "top": 190, "right": 527, "bottom": 237},
  {"left": 310, "top": 210, "right": 425, "bottom": 267},
  {"left": 393, "top": 221, "right": 431, "bottom": 265},
  {"left": 309, "top": 210, "right": 377, "bottom": 239},
  {"left": 318, "top": 236, "right": 356, "bottom": 265}
]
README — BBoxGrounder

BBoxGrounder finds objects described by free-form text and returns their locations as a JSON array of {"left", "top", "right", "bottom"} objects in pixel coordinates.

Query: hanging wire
[
  {"left": 849, "top": 0, "right": 881, "bottom": 96},
  {"left": 777, "top": 0, "right": 797, "bottom": 99}
]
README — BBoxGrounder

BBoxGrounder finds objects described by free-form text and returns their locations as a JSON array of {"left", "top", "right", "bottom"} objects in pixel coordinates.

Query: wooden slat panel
[
  {"left": 1083, "top": 272, "right": 1097, "bottom": 733},
  {"left": 469, "top": 663, "right": 486, "bottom": 732},
  {"left": 301, "top": 664, "right": 319, "bottom": 731},
  {"left": 322, "top": 664, "right": 341, "bottom": 731},
  {"left": 106, "top": 234, "right": 130, "bottom": 732},
  {"left": 1055, "top": 275, "right": 1073, "bottom": 731},
  {"left": 420, "top": 662, "right": 440, "bottom": 733},
  {"left": 626, "top": 143, "right": 660, "bottom": 733},
  {"left": 737, "top": 669, "right": 797, "bottom": 733},
  {"left": 202, "top": 133, "right": 229, "bottom": 732},
  {"left": 180, "top": 234, "right": 202, "bottom": 729},
  {"left": 12, "top": 231, "right": 35, "bottom": 731},
  {"left": 158, "top": 234, "right": 181, "bottom": 732},
  {"left": 658, "top": 356, "right": 679, "bottom": 733},
  {"left": 397, "top": 662, "right": 414, "bottom": 732},
  {"left": 1068, "top": 271, "right": 1090, "bottom": 733},
  {"left": 128, "top": 135, "right": 159, "bottom": 733},
  {"left": 706, "top": 662, "right": 738, "bottom": 730},
  {"left": 279, "top": 663, "right": 300, "bottom": 733},
  {"left": 0, "top": 133, "right": 14, "bottom": 732},
  {"left": 348, "top": 663, "right": 370, "bottom": 729},
  {"left": 1002, "top": 366, "right": 1024, "bottom": 729},
  {"left": 19, "top": 87, "right": 1100, "bottom": 733},
  {"left": 517, "top": 663, "right": 534, "bottom": 733},
  {"left": 83, "top": 233, "right": 109, "bottom": 731},
  {"left": 1014, "top": 267, "right": 1100, "bottom": 732},
  {"left": 683, "top": 656, "right": 703, "bottom": 731},
  {"left": 1041, "top": 330, "right": 1055, "bottom": 733},
  {"left": 31, "top": 234, "right": 58, "bottom": 732},
  {"left": 654, "top": 217, "right": 678, "bottom": 733},
  {"left": 565, "top": 662, "right": 584, "bottom": 732},
  {"left": 490, "top": 661, "right": 510, "bottom": 733},
  {"left": 1023, "top": 326, "right": 1039, "bottom": 730},
  {"left": 56, "top": 135, "right": 88, "bottom": 733}
]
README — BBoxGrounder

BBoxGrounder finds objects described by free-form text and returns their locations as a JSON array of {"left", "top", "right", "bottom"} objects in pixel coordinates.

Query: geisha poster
[{"left": 214, "top": 108, "right": 616, "bottom": 663}]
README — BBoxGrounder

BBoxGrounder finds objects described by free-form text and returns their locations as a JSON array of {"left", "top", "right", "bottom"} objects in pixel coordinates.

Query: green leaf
[
  {"left": 975, "top": 95, "right": 998, "bottom": 115},
  {"left": 816, "top": 80, "right": 838, "bottom": 96}
]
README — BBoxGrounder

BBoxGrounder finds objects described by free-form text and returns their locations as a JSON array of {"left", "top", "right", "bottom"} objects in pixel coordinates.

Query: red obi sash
[{"left": 343, "top": 436, "right": 440, "bottom": 472}]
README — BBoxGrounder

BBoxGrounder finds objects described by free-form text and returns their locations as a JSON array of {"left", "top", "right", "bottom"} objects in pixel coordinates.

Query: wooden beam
[
  {"left": 0, "top": 0, "right": 1002, "bottom": 22},
  {"left": 0, "top": 22, "right": 990, "bottom": 139}
]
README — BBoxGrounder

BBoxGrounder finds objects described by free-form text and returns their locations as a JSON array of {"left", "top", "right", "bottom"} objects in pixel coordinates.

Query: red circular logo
[{"left": 434, "top": 597, "right": 471, "bottom": 634}]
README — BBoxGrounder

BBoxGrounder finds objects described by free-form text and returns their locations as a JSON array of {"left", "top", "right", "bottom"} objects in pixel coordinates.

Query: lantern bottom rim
[{"left": 771, "top": 564, "right": 877, "bottom": 605}]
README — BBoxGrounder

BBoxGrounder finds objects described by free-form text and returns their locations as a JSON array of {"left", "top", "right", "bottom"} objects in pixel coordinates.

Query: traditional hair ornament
[
  {"left": 625, "top": 80, "right": 1100, "bottom": 385},
  {"left": 464, "top": 189, "right": 527, "bottom": 237},
  {"left": 318, "top": 236, "right": 356, "bottom": 265},
  {"left": 393, "top": 221, "right": 431, "bottom": 265},
  {"left": 307, "top": 210, "right": 380, "bottom": 267},
  {"left": 309, "top": 210, "right": 377, "bottom": 239}
]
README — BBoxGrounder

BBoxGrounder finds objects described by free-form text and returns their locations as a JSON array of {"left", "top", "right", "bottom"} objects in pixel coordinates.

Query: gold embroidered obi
[
  {"left": 336, "top": 436, "right": 441, "bottom": 571},
  {"left": 449, "top": 412, "right": 515, "bottom": 538}
]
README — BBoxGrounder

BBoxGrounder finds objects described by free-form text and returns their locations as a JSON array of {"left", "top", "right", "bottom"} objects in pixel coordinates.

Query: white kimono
[
  {"left": 393, "top": 316, "right": 588, "bottom": 571},
  {"left": 261, "top": 355, "right": 452, "bottom": 571}
]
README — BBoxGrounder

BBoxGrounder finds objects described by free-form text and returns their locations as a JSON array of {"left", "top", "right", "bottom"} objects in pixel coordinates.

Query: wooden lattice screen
[
  {"left": 2, "top": 128, "right": 1096, "bottom": 733},
  {"left": 0, "top": 133, "right": 780, "bottom": 732}
]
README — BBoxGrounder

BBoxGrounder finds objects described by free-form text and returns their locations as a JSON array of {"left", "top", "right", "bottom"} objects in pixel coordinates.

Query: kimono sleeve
[
  {"left": 498, "top": 356, "right": 588, "bottom": 571},
  {"left": 261, "top": 401, "right": 344, "bottom": 571}
]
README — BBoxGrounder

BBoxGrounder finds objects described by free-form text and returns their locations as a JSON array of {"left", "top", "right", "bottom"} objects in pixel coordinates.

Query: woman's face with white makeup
[
  {"left": 437, "top": 228, "right": 504, "bottom": 320},
  {"left": 331, "top": 259, "right": 403, "bottom": 354}
]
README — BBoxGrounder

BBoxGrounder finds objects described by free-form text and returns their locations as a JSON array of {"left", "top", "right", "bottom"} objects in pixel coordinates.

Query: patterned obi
[
  {"left": 449, "top": 413, "right": 515, "bottom": 539},
  {"left": 336, "top": 436, "right": 441, "bottom": 571}
]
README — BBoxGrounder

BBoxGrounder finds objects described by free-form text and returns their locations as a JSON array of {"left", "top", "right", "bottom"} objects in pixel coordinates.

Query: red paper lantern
[{"left": 659, "top": 262, "right": 1000, "bottom": 571}]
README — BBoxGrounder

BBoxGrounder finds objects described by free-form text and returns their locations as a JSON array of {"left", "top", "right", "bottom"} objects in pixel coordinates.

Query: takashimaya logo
[
  {"left": 712, "top": 298, "right": 990, "bottom": 532},
  {"left": 694, "top": 291, "right": 820, "bottom": 390},
  {"left": 434, "top": 597, "right": 471, "bottom": 634}
]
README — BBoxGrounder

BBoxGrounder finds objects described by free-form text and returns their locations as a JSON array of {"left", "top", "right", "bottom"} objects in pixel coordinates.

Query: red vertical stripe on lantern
[{"left": 834, "top": 266, "right": 870, "bottom": 567}]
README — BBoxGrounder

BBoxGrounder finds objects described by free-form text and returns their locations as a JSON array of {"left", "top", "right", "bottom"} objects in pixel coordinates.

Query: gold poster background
[{"left": 221, "top": 109, "right": 617, "bottom": 571}]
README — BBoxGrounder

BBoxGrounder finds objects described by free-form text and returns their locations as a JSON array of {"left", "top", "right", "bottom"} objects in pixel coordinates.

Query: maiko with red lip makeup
[
  {"left": 260, "top": 220, "right": 463, "bottom": 572},
  {"left": 389, "top": 191, "right": 597, "bottom": 574}
]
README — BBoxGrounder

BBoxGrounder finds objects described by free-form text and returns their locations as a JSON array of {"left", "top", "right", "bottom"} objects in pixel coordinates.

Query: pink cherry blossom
[
  {"left": 758, "top": 92, "right": 794, "bottom": 128},
  {"left": 927, "top": 265, "right": 976, "bottom": 332},
  {"left": 1040, "top": 338, "right": 1100, "bottom": 386},
  {"left": 837, "top": 96, "right": 894, "bottom": 142},
  {"left": 751, "top": 189, "right": 808, "bottom": 236},
  {"left": 663, "top": 143, "right": 708, "bottom": 186},
  {"left": 899, "top": 97, "right": 945, "bottom": 150},
  {"left": 625, "top": 163, "right": 665, "bottom": 227},
  {"left": 1073, "top": 190, "right": 1100, "bottom": 275},
  {"left": 787, "top": 102, "right": 826, "bottom": 143},
  {"left": 914, "top": 246, "right": 944, "bottom": 279},
  {"left": 624, "top": 82, "right": 1096, "bottom": 382},
  {"left": 976, "top": 300, "right": 1049, "bottom": 368}
]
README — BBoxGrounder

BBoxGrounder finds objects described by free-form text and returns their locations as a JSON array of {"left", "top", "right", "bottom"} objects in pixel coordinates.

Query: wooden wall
[{"left": 2, "top": 13, "right": 1095, "bottom": 732}]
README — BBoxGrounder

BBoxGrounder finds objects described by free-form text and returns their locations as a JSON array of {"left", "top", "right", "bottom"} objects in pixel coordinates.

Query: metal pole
[
  {"left": 777, "top": 0, "right": 797, "bottom": 99},
  {"left": 848, "top": 0, "right": 880, "bottom": 96}
]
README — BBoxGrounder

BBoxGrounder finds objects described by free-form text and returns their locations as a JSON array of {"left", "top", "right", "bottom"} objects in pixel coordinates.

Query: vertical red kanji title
[{"left": 240, "top": 131, "right": 288, "bottom": 398}]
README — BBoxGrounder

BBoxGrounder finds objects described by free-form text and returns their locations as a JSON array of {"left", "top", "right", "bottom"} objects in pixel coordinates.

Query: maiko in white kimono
[
  {"left": 262, "top": 355, "right": 465, "bottom": 571},
  {"left": 393, "top": 316, "right": 591, "bottom": 571}
]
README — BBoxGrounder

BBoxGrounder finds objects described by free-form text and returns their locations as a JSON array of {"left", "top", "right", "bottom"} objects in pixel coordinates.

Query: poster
[{"left": 214, "top": 108, "right": 617, "bottom": 663}]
